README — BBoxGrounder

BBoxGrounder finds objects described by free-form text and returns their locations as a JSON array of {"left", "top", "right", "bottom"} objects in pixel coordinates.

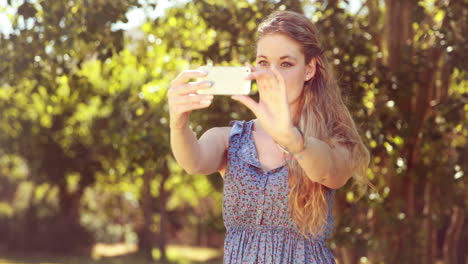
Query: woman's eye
[
  {"left": 257, "top": 61, "right": 268, "bottom": 66},
  {"left": 281, "top": 62, "right": 293, "bottom": 67}
]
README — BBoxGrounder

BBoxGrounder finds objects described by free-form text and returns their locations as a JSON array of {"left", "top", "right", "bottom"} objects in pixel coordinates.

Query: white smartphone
[{"left": 195, "top": 66, "right": 251, "bottom": 95}]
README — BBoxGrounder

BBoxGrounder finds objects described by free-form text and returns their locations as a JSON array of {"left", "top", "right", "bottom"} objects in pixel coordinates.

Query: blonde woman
[{"left": 169, "top": 10, "right": 372, "bottom": 264}]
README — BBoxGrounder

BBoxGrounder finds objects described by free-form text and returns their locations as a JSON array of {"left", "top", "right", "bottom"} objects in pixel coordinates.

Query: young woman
[{"left": 169, "top": 10, "right": 372, "bottom": 264}]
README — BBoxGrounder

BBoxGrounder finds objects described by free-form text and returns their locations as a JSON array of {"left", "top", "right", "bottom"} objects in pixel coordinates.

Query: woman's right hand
[{"left": 168, "top": 69, "right": 214, "bottom": 130}]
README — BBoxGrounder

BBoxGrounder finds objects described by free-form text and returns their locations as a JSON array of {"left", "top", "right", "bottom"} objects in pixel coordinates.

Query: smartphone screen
[{"left": 196, "top": 66, "right": 251, "bottom": 95}]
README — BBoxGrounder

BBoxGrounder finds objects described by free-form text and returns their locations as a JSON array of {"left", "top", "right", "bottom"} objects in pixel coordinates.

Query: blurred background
[{"left": 0, "top": 0, "right": 466, "bottom": 263}]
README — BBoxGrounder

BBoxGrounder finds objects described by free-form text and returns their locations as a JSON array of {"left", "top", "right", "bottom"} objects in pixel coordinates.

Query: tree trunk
[
  {"left": 383, "top": 0, "right": 418, "bottom": 257},
  {"left": 423, "top": 181, "right": 436, "bottom": 264},
  {"left": 442, "top": 206, "right": 464, "bottom": 264},
  {"left": 384, "top": 0, "right": 415, "bottom": 71},
  {"left": 338, "top": 247, "right": 358, "bottom": 264},
  {"left": 138, "top": 170, "right": 155, "bottom": 261},
  {"left": 157, "top": 162, "right": 170, "bottom": 262},
  {"left": 56, "top": 182, "right": 92, "bottom": 254}
]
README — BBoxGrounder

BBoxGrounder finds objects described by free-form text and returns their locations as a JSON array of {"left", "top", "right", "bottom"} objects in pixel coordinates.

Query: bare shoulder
[{"left": 202, "top": 126, "right": 231, "bottom": 147}]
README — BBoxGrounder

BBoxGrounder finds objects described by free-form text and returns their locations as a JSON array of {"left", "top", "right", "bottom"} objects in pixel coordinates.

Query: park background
[{"left": 0, "top": 0, "right": 466, "bottom": 263}]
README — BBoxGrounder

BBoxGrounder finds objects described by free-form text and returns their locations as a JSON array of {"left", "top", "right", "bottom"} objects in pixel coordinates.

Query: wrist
[
  {"left": 276, "top": 126, "right": 305, "bottom": 156},
  {"left": 170, "top": 123, "right": 191, "bottom": 132}
]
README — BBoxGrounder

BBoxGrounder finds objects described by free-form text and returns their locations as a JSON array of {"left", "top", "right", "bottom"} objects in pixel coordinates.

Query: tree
[
  {"left": 1, "top": 0, "right": 466, "bottom": 263},
  {"left": 0, "top": 0, "right": 140, "bottom": 253}
]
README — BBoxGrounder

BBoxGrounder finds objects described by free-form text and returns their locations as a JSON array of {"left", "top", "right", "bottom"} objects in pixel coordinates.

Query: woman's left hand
[{"left": 231, "top": 63, "right": 295, "bottom": 146}]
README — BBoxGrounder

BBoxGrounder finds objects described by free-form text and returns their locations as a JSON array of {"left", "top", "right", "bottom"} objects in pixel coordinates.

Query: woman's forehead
[{"left": 256, "top": 34, "right": 303, "bottom": 58}]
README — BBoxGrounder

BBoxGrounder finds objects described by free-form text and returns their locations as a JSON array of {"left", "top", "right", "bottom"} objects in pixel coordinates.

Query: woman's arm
[
  {"left": 170, "top": 125, "right": 229, "bottom": 175},
  {"left": 282, "top": 127, "right": 353, "bottom": 189},
  {"left": 170, "top": 125, "right": 201, "bottom": 174},
  {"left": 168, "top": 69, "right": 227, "bottom": 175}
]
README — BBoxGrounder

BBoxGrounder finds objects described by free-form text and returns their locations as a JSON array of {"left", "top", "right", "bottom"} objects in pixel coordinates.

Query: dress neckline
[{"left": 248, "top": 120, "right": 286, "bottom": 174}]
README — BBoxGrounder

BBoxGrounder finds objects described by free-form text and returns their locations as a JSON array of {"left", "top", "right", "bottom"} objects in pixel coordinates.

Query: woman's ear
[{"left": 305, "top": 57, "right": 317, "bottom": 81}]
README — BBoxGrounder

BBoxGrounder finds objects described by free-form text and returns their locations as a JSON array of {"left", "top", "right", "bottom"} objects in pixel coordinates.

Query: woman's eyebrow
[{"left": 256, "top": 54, "right": 297, "bottom": 61}]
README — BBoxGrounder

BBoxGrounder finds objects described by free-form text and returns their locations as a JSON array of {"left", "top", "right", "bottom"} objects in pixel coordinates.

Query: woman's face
[{"left": 255, "top": 33, "right": 315, "bottom": 105}]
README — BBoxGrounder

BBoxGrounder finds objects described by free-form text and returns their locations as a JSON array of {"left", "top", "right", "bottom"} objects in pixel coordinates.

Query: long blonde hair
[{"left": 257, "top": 10, "right": 374, "bottom": 239}]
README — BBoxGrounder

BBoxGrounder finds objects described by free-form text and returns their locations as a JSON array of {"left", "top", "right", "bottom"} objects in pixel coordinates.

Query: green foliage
[{"left": 0, "top": 0, "right": 466, "bottom": 262}]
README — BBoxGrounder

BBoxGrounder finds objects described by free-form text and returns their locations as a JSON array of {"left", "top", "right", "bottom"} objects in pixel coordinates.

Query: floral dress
[{"left": 222, "top": 119, "right": 336, "bottom": 264}]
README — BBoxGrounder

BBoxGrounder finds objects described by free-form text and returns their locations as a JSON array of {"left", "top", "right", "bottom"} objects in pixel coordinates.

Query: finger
[
  {"left": 244, "top": 62, "right": 256, "bottom": 72},
  {"left": 270, "top": 65, "right": 286, "bottom": 92},
  {"left": 170, "top": 81, "right": 213, "bottom": 96},
  {"left": 251, "top": 70, "right": 276, "bottom": 93},
  {"left": 171, "top": 70, "right": 208, "bottom": 87},
  {"left": 173, "top": 94, "right": 214, "bottom": 105},
  {"left": 257, "top": 78, "right": 269, "bottom": 95},
  {"left": 231, "top": 95, "right": 260, "bottom": 117},
  {"left": 266, "top": 71, "right": 278, "bottom": 92},
  {"left": 177, "top": 99, "right": 213, "bottom": 113},
  {"left": 244, "top": 69, "right": 272, "bottom": 81}
]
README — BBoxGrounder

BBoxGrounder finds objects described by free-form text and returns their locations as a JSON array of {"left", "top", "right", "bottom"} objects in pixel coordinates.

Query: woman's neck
[{"left": 290, "top": 96, "right": 303, "bottom": 127}]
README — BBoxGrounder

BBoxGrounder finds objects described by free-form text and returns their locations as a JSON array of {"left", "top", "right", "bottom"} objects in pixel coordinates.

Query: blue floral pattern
[{"left": 222, "top": 119, "right": 336, "bottom": 264}]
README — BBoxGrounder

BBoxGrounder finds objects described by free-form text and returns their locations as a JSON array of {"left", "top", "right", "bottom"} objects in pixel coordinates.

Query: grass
[{"left": 0, "top": 243, "right": 223, "bottom": 264}]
